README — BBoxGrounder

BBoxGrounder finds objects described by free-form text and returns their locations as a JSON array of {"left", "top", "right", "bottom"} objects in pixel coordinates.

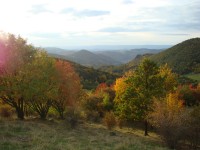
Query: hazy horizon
[{"left": 44, "top": 44, "right": 172, "bottom": 51}]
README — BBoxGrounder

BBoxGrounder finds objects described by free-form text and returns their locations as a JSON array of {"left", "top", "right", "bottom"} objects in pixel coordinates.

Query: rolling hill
[
  {"left": 71, "top": 59, "right": 119, "bottom": 89},
  {"left": 100, "top": 38, "right": 200, "bottom": 77},
  {"left": 67, "top": 50, "right": 121, "bottom": 67},
  {"left": 99, "top": 53, "right": 153, "bottom": 75},
  {"left": 95, "top": 49, "right": 162, "bottom": 63},
  {"left": 47, "top": 49, "right": 121, "bottom": 68},
  {"left": 45, "top": 47, "right": 163, "bottom": 67},
  {"left": 44, "top": 47, "right": 74, "bottom": 56},
  {"left": 150, "top": 38, "right": 200, "bottom": 74},
  {"left": 51, "top": 57, "right": 119, "bottom": 89}
]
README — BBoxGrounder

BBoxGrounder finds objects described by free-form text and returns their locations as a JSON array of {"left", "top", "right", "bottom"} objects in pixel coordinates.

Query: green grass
[
  {"left": 0, "top": 119, "right": 169, "bottom": 150},
  {"left": 185, "top": 74, "right": 200, "bottom": 82}
]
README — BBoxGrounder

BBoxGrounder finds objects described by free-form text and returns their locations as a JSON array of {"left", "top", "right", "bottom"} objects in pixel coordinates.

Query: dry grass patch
[{"left": 0, "top": 119, "right": 169, "bottom": 150}]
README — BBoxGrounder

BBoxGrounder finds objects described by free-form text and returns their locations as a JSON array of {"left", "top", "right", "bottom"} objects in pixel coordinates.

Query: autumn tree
[
  {"left": 52, "top": 60, "right": 82, "bottom": 119},
  {"left": 0, "top": 33, "right": 36, "bottom": 119},
  {"left": 0, "top": 33, "right": 36, "bottom": 74},
  {"left": 23, "top": 51, "right": 58, "bottom": 119},
  {"left": 127, "top": 59, "right": 163, "bottom": 135},
  {"left": 159, "top": 64, "right": 178, "bottom": 95},
  {"left": 178, "top": 84, "right": 200, "bottom": 106},
  {"left": 148, "top": 92, "right": 186, "bottom": 149},
  {"left": 0, "top": 72, "right": 27, "bottom": 119},
  {"left": 95, "top": 83, "right": 108, "bottom": 95},
  {"left": 114, "top": 71, "right": 133, "bottom": 120},
  {"left": 115, "top": 59, "right": 177, "bottom": 136}
]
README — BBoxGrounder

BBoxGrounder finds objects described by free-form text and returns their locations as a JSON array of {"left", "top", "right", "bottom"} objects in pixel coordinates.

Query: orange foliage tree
[
  {"left": 95, "top": 83, "right": 108, "bottom": 95},
  {"left": 53, "top": 60, "right": 82, "bottom": 119}
]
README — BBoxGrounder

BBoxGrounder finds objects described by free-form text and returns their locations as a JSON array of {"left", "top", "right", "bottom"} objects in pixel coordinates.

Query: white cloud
[{"left": 0, "top": 0, "right": 199, "bottom": 47}]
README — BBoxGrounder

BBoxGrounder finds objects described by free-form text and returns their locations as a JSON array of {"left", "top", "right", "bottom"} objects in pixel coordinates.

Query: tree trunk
[
  {"left": 144, "top": 120, "right": 149, "bottom": 136},
  {"left": 16, "top": 107, "right": 24, "bottom": 120},
  {"left": 39, "top": 110, "right": 48, "bottom": 120},
  {"left": 59, "top": 111, "right": 64, "bottom": 120}
]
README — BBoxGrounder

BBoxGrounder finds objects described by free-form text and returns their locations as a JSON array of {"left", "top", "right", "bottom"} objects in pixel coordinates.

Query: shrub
[
  {"left": 0, "top": 105, "right": 13, "bottom": 118},
  {"left": 81, "top": 95, "right": 104, "bottom": 121},
  {"left": 148, "top": 93, "right": 187, "bottom": 149},
  {"left": 65, "top": 107, "right": 80, "bottom": 128},
  {"left": 47, "top": 107, "right": 58, "bottom": 118},
  {"left": 103, "top": 111, "right": 116, "bottom": 130},
  {"left": 116, "top": 118, "right": 125, "bottom": 129},
  {"left": 179, "top": 85, "right": 200, "bottom": 106},
  {"left": 84, "top": 110, "right": 100, "bottom": 122},
  {"left": 185, "top": 106, "right": 200, "bottom": 149}
]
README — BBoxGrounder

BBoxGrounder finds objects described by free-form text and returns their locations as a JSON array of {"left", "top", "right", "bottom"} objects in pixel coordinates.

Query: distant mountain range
[
  {"left": 95, "top": 49, "right": 162, "bottom": 63},
  {"left": 47, "top": 38, "right": 200, "bottom": 89},
  {"left": 49, "top": 45, "right": 171, "bottom": 51},
  {"left": 100, "top": 38, "right": 200, "bottom": 75},
  {"left": 45, "top": 47, "right": 164, "bottom": 67}
]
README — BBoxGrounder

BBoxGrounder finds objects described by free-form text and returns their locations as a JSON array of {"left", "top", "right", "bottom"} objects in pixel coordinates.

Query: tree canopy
[{"left": 114, "top": 59, "right": 177, "bottom": 135}]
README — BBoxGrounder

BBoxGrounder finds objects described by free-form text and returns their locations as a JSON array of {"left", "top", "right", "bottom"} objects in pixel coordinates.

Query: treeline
[{"left": 0, "top": 33, "right": 199, "bottom": 149}]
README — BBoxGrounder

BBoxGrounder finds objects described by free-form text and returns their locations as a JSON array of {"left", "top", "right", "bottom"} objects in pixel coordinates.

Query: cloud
[
  {"left": 76, "top": 9, "right": 110, "bottom": 17},
  {"left": 60, "top": 8, "right": 75, "bottom": 14},
  {"left": 129, "top": 0, "right": 200, "bottom": 32},
  {"left": 29, "top": 32, "right": 62, "bottom": 39},
  {"left": 123, "top": 0, "right": 133, "bottom": 4},
  {"left": 98, "top": 27, "right": 145, "bottom": 33},
  {"left": 29, "top": 4, "right": 52, "bottom": 14},
  {"left": 162, "top": 33, "right": 190, "bottom": 36},
  {"left": 60, "top": 8, "right": 110, "bottom": 17}
]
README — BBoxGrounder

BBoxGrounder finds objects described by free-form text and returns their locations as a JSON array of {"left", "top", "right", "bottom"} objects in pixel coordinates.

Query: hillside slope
[
  {"left": 49, "top": 56, "right": 118, "bottom": 89},
  {"left": 99, "top": 53, "right": 153, "bottom": 75},
  {"left": 68, "top": 50, "right": 121, "bottom": 67},
  {"left": 95, "top": 49, "right": 162, "bottom": 63},
  {"left": 151, "top": 38, "right": 200, "bottom": 74},
  {"left": 71, "top": 59, "right": 119, "bottom": 89}
]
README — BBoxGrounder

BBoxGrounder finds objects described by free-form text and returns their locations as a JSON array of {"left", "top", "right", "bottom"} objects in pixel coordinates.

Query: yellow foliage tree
[
  {"left": 159, "top": 64, "right": 178, "bottom": 94},
  {"left": 114, "top": 71, "right": 133, "bottom": 103}
]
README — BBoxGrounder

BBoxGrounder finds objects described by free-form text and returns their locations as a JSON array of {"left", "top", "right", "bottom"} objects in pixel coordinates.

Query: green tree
[
  {"left": 23, "top": 51, "right": 58, "bottom": 119},
  {"left": 0, "top": 33, "right": 36, "bottom": 119},
  {"left": 116, "top": 59, "right": 164, "bottom": 135},
  {"left": 0, "top": 73, "right": 26, "bottom": 119}
]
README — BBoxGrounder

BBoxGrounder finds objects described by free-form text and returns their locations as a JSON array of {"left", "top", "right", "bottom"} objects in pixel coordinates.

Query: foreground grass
[{"left": 0, "top": 119, "right": 169, "bottom": 150}]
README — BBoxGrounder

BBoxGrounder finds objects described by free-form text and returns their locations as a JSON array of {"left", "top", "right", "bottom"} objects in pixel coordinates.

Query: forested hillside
[
  {"left": 151, "top": 38, "right": 200, "bottom": 74},
  {"left": 101, "top": 38, "right": 200, "bottom": 76},
  {"left": 53, "top": 58, "right": 118, "bottom": 90},
  {"left": 99, "top": 53, "right": 153, "bottom": 75},
  {"left": 67, "top": 50, "right": 121, "bottom": 67}
]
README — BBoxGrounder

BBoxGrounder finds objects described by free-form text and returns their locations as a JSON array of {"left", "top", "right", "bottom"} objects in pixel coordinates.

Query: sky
[{"left": 0, "top": 0, "right": 199, "bottom": 48}]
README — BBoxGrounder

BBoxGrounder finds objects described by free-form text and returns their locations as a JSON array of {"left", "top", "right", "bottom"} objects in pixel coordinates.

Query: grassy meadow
[
  {"left": 0, "top": 118, "right": 169, "bottom": 150},
  {"left": 185, "top": 74, "right": 200, "bottom": 82}
]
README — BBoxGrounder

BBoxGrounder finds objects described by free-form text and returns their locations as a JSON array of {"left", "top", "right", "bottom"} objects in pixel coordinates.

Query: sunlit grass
[
  {"left": 185, "top": 73, "right": 200, "bottom": 82},
  {"left": 0, "top": 118, "right": 169, "bottom": 150}
]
